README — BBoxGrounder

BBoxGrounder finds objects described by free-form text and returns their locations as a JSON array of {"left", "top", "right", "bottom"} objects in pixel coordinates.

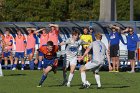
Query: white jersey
[
  {"left": 89, "top": 40, "right": 107, "bottom": 63},
  {"left": 64, "top": 38, "right": 81, "bottom": 58}
]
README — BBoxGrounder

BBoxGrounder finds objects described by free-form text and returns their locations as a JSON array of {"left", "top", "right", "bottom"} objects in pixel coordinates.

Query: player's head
[
  {"left": 128, "top": 27, "right": 134, "bottom": 35},
  {"left": 50, "top": 25, "right": 56, "bottom": 31},
  {"left": 42, "top": 28, "right": 47, "bottom": 34},
  {"left": 83, "top": 27, "right": 88, "bottom": 34},
  {"left": 47, "top": 41, "right": 54, "bottom": 51},
  {"left": 16, "top": 29, "right": 22, "bottom": 35},
  {"left": 111, "top": 25, "right": 117, "bottom": 32},
  {"left": 5, "top": 29, "right": 10, "bottom": 35},
  {"left": 27, "top": 28, "right": 34, "bottom": 34},
  {"left": 95, "top": 32, "right": 102, "bottom": 40},
  {"left": 72, "top": 30, "right": 79, "bottom": 40}
]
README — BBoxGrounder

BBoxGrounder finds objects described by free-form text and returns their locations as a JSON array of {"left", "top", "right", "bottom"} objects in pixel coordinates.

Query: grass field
[{"left": 0, "top": 70, "right": 140, "bottom": 93}]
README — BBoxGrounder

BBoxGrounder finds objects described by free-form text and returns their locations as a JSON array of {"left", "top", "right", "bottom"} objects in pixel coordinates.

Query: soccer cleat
[
  {"left": 61, "top": 79, "right": 68, "bottom": 86},
  {"left": 12, "top": 67, "right": 16, "bottom": 70},
  {"left": 37, "top": 67, "right": 41, "bottom": 70},
  {"left": 97, "top": 86, "right": 102, "bottom": 89},
  {"left": 79, "top": 84, "right": 88, "bottom": 89},
  {"left": 37, "top": 85, "right": 42, "bottom": 88},
  {"left": 21, "top": 68, "right": 24, "bottom": 70},
  {"left": 67, "top": 82, "right": 71, "bottom": 87}
]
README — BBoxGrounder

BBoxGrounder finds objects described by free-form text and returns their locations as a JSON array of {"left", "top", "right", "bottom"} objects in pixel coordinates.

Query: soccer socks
[
  {"left": 81, "top": 72, "right": 87, "bottom": 84},
  {"left": 95, "top": 74, "right": 101, "bottom": 87},
  {"left": 29, "top": 60, "right": 34, "bottom": 70},
  {"left": 21, "top": 64, "right": 25, "bottom": 69},
  {"left": 63, "top": 71, "right": 67, "bottom": 81},
  {"left": 13, "top": 64, "right": 17, "bottom": 68},
  {"left": 68, "top": 73, "right": 74, "bottom": 83},
  {"left": 38, "top": 61, "right": 42, "bottom": 69},
  {"left": 39, "top": 74, "right": 47, "bottom": 86}
]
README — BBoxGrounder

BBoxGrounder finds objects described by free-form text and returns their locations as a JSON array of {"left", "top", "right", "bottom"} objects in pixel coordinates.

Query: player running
[
  {"left": 12, "top": 29, "right": 27, "bottom": 70},
  {"left": 37, "top": 41, "right": 58, "bottom": 87},
  {"left": 60, "top": 30, "right": 88, "bottom": 87},
  {"left": 78, "top": 33, "right": 110, "bottom": 89}
]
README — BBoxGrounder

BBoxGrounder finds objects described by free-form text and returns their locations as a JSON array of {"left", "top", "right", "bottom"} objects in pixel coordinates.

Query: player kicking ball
[
  {"left": 78, "top": 33, "right": 110, "bottom": 89},
  {"left": 37, "top": 41, "right": 58, "bottom": 87}
]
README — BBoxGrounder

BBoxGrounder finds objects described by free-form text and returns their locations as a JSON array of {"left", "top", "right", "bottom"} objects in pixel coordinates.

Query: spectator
[
  {"left": 122, "top": 27, "right": 139, "bottom": 73},
  {"left": 80, "top": 27, "right": 93, "bottom": 63}
]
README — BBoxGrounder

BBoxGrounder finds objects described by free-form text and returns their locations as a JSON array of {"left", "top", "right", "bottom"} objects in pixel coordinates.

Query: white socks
[
  {"left": 95, "top": 74, "right": 101, "bottom": 87},
  {"left": 81, "top": 72, "right": 87, "bottom": 84},
  {"left": 68, "top": 73, "right": 74, "bottom": 83}
]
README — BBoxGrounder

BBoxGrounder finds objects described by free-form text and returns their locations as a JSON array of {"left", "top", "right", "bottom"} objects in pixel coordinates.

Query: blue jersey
[
  {"left": 126, "top": 33, "right": 139, "bottom": 51},
  {"left": 109, "top": 31, "right": 120, "bottom": 45}
]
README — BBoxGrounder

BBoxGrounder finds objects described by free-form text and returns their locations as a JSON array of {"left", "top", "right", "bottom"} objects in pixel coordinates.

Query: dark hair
[
  {"left": 47, "top": 41, "right": 54, "bottom": 46},
  {"left": 72, "top": 30, "right": 79, "bottom": 36},
  {"left": 83, "top": 27, "right": 88, "bottom": 30}
]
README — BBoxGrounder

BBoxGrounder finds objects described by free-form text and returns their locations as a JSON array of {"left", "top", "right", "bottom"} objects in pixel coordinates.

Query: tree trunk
[{"left": 99, "top": 0, "right": 117, "bottom": 21}]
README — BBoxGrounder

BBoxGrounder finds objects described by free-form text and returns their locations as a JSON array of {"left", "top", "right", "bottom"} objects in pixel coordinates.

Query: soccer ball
[{"left": 86, "top": 81, "right": 91, "bottom": 87}]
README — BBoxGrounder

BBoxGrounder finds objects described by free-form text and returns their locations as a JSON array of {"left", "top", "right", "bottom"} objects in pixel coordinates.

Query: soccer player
[
  {"left": 78, "top": 33, "right": 110, "bottom": 89},
  {"left": 3, "top": 29, "right": 13, "bottom": 69},
  {"left": 12, "top": 29, "right": 26, "bottom": 70},
  {"left": 60, "top": 30, "right": 88, "bottom": 87},
  {"left": 37, "top": 41, "right": 58, "bottom": 87},
  {"left": 122, "top": 27, "right": 139, "bottom": 73},
  {"left": 26, "top": 28, "right": 36, "bottom": 70},
  {"left": 36, "top": 28, "right": 49, "bottom": 70}
]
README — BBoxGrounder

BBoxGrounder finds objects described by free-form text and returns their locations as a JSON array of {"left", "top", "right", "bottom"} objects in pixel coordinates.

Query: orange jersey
[
  {"left": 48, "top": 30, "right": 59, "bottom": 45},
  {"left": 39, "top": 33, "right": 49, "bottom": 47},
  {"left": 39, "top": 45, "right": 58, "bottom": 59},
  {"left": 26, "top": 33, "right": 36, "bottom": 49},
  {"left": 15, "top": 35, "right": 26, "bottom": 52},
  {"left": 3, "top": 35, "right": 13, "bottom": 50}
]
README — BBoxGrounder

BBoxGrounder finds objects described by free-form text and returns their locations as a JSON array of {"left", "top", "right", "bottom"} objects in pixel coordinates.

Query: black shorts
[
  {"left": 110, "top": 44, "right": 119, "bottom": 57},
  {"left": 128, "top": 50, "right": 135, "bottom": 60}
]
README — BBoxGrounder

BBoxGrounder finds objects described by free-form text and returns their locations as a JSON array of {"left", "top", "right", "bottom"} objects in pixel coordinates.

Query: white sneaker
[
  {"left": 67, "top": 82, "right": 71, "bottom": 87},
  {"left": 37, "top": 68, "right": 41, "bottom": 70},
  {"left": 12, "top": 67, "right": 16, "bottom": 70},
  {"left": 21, "top": 68, "right": 24, "bottom": 70}
]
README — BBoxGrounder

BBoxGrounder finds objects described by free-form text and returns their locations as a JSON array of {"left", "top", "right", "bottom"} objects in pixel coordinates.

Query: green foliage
[{"left": 0, "top": 0, "right": 139, "bottom": 21}]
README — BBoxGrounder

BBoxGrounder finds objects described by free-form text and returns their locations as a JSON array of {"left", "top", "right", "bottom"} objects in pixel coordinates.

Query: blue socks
[
  {"left": 38, "top": 61, "right": 42, "bottom": 69},
  {"left": 29, "top": 60, "right": 34, "bottom": 70},
  {"left": 39, "top": 74, "right": 47, "bottom": 86}
]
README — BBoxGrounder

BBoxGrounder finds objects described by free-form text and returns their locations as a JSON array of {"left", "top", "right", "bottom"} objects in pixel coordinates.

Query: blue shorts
[
  {"left": 4, "top": 51, "right": 11, "bottom": 57},
  {"left": 43, "top": 58, "right": 54, "bottom": 68},
  {"left": 26, "top": 48, "right": 34, "bottom": 55},
  {"left": 15, "top": 52, "right": 24, "bottom": 59},
  {"left": 39, "top": 51, "right": 44, "bottom": 56}
]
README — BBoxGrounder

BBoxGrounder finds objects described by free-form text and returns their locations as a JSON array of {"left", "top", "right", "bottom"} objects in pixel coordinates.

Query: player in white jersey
[
  {"left": 78, "top": 33, "right": 110, "bottom": 89},
  {"left": 60, "top": 30, "right": 88, "bottom": 87}
]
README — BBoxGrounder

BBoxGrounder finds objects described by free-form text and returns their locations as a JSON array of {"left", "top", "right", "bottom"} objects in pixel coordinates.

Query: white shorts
[
  {"left": 85, "top": 61, "right": 103, "bottom": 73},
  {"left": 63, "top": 56, "right": 77, "bottom": 68}
]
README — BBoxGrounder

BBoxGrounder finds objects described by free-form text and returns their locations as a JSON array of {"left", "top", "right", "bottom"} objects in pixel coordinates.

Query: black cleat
[{"left": 79, "top": 84, "right": 88, "bottom": 89}]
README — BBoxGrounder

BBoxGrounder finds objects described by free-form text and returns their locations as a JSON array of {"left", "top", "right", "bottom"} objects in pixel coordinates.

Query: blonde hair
[{"left": 95, "top": 32, "right": 102, "bottom": 40}]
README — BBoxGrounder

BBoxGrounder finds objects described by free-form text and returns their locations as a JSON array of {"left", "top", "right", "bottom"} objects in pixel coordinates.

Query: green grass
[{"left": 0, "top": 70, "right": 140, "bottom": 93}]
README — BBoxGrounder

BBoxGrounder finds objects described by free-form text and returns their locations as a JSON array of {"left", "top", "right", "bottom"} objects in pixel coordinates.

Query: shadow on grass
[{"left": 4, "top": 74, "right": 26, "bottom": 76}]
